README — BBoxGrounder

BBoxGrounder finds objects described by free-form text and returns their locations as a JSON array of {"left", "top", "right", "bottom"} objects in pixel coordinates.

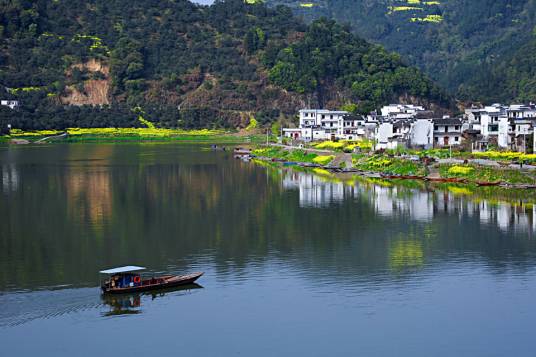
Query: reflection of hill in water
[{"left": 1, "top": 144, "right": 536, "bottom": 293}]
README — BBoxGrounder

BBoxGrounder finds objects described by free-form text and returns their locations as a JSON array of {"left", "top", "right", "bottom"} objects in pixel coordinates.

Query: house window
[
  {"left": 434, "top": 125, "right": 438, "bottom": 131},
  {"left": 330, "top": 115, "right": 333, "bottom": 119},
  {"left": 304, "top": 113, "right": 308, "bottom": 117},
  {"left": 444, "top": 126, "right": 448, "bottom": 133},
  {"left": 455, "top": 137, "right": 459, "bottom": 142},
  {"left": 434, "top": 137, "right": 438, "bottom": 142},
  {"left": 455, "top": 126, "right": 460, "bottom": 131},
  {"left": 322, "top": 115, "right": 325, "bottom": 119}
]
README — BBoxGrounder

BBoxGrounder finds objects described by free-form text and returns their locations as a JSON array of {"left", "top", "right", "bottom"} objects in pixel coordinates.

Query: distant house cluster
[
  {"left": 282, "top": 103, "right": 536, "bottom": 152},
  {"left": 0, "top": 100, "right": 19, "bottom": 110}
]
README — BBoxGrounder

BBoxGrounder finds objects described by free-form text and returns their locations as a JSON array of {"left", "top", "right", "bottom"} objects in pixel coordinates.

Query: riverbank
[
  {"left": 250, "top": 143, "right": 536, "bottom": 189},
  {"left": 252, "top": 151, "right": 536, "bottom": 203},
  {"left": 2, "top": 128, "right": 265, "bottom": 144}
]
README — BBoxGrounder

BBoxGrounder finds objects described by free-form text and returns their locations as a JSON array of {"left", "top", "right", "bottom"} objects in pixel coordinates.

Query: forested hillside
[
  {"left": 268, "top": 0, "right": 536, "bottom": 102},
  {"left": 0, "top": 0, "right": 448, "bottom": 130}
]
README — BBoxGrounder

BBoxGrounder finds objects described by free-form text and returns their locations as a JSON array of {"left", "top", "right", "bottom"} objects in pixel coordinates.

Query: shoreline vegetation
[
  {"left": 250, "top": 141, "right": 536, "bottom": 192},
  {"left": 1, "top": 128, "right": 265, "bottom": 144}
]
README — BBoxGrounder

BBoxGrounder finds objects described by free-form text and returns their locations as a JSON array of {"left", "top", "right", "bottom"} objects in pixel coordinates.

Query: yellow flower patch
[{"left": 312, "top": 155, "right": 335, "bottom": 165}]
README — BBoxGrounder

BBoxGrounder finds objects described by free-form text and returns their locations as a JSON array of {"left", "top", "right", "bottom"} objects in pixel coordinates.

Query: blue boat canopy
[{"left": 99, "top": 266, "right": 146, "bottom": 274}]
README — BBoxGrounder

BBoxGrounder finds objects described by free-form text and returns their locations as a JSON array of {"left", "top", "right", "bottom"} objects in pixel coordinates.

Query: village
[{"left": 282, "top": 103, "right": 536, "bottom": 153}]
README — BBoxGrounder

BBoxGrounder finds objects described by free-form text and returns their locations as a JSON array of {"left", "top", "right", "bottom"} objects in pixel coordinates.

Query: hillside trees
[{"left": 0, "top": 0, "right": 449, "bottom": 129}]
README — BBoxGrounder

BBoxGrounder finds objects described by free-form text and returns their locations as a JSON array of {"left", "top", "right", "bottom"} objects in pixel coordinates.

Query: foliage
[
  {"left": 312, "top": 168, "right": 332, "bottom": 176},
  {"left": 447, "top": 165, "right": 474, "bottom": 175},
  {"left": 342, "top": 140, "right": 373, "bottom": 152},
  {"left": 266, "top": 0, "right": 536, "bottom": 102},
  {"left": 9, "top": 127, "right": 224, "bottom": 138},
  {"left": 0, "top": 0, "right": 302, "bottom": 129},
  {"left": 440, "top": 164, "right": 534, "bottom": 184},
  {"left": 312, "top": 155, "right": 335, "bottom": 165},
  {"left": 314, "top": 141, "right": 345, "bottom": 150},
  {"left": 473, "top": 151, "right": 536, "bottom": 163},
  {"left": 315, "top": 140, "right": 372, "bottom": 152},
  {"left": 246, "top": 117, "right": 258, "bottom": 130},
  {"left": 267, "top": 18, "right": 448, "bottom": 111},
  {"left": 0, "top": 0, "right": 447, "bottom": 129},
  {"left": 354, "top": 154, "right": 426, "bottom": 175},
  {"left": 252, "top": 147, "right": 319, "bottom": 163}
]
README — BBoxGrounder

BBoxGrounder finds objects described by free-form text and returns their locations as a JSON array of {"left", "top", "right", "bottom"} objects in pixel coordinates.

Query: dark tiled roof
[
  {"left": 432, "top": 118, "right": 462, "bottom": 125},
  {"left": 342, "top": 114, "right": 363, "bottom": 121},
  {"left": 414, "top": 111, "right": 436, "bottom": 119}
]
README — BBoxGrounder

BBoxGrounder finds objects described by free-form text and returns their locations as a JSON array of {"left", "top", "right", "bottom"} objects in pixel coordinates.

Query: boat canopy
[{"left": 99, "top": 266, "right": 146, "bottom": 274}]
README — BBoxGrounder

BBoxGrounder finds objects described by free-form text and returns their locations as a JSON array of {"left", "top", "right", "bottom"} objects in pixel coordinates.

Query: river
[{"left": 1, "top": 143, "right": 535, "bottom": 356}]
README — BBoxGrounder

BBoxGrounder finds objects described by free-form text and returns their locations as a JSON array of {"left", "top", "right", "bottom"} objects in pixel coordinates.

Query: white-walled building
[
  {"left": 410, "top": 119, "right": 434, "bottom": 149},
  {"left": 433, "top": 118, "right": 463, "bottom": 147},
  {"left": 283, "top": 103, "right": 535, "bottom": 151},
  {"left": 0, "top": 100, "right": 19, "bottom": 110},
  {"left": 283, "top": 109, "right": 364, "bottom": 141},
  {"left": 380, "top": 104, "right": 426, "bottom": 120}
]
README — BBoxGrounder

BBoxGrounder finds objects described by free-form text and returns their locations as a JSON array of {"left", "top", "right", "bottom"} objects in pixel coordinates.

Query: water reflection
[
  {"left": 1, "top": 144, "right": 536, "bottom": 293},
  {"left": 101, "top": 284, "right": 203, "bottom": 317},
  {"left": 1, "top": 163, "right": 19, "bottom": 193},
  {"left": 3, "top": 144, "right": 536, "bottom": 356},
  {"left": 280, "top": 169, "right": 536, "bottom": 235},
  {"left": 282, "top": 171, "right": 349, "bottom": 207}
]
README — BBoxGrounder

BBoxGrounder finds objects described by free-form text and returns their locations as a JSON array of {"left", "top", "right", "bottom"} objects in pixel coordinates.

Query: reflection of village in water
[
  {"left": 281, "top": 169, "right": 536, "bottom": 234},
  {"left": 101, "top": 284, "right": 203, "bottom": 317}
]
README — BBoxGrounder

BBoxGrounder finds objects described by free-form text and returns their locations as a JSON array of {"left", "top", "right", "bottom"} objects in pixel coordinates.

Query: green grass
[
  {"left": 353, "top": 154, "right": 426, "bottom": 176},
  {"left": 3, "top": 133, "right": 265, "bottom": 144},
  {"left": 439, "top": 164, "right": 535, "bottom": 184},
  {"left": 252, "top": 147, "right": 319, "bottom": 163}
]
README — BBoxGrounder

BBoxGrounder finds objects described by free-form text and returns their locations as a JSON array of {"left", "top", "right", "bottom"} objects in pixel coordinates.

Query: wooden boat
[
  {"left": 380, "top": 173, "right": 424, "bottom": 180},
  {"left": 425, "top": 177, "right": 466, "bottom": 183},
  {"left": 476, "top": 181, "right": 502, "bottom": 187},
  {"left": 100, "top": 266, "right": 203, "bottom": 294},
  {"left": 233, "top": 147, "right": 251, "bottom": 155}
]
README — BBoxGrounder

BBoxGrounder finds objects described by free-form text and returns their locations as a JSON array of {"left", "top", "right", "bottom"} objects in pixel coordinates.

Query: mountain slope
[
  {"left": 0, "top": 0, "right": 448, "bottom": 130},
  {"left": 268, "top": 0, "right": 536, "bottom": 102}
]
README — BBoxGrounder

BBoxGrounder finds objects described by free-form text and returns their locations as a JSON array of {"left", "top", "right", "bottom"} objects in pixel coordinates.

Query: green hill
[
  {"left": 0, "top": 0, "right": 448, "bottom": 130},
  {"left": 267, "top": 0, "right": 536, "bottom": 103}
]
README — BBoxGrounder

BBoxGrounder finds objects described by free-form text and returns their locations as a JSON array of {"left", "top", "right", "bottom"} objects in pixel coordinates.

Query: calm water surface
[{"left": 1, "top": 143, "right": 536, "bottom": 356}]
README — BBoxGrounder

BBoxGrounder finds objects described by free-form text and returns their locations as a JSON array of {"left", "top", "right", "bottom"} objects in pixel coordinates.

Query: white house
[
  {"left": 498, "top": 116, "right": 510, "bottom": 148},
  {"left": 380, "top": 104, "right": 425, "bottom": 120},
  {"left": 410, "top": 119, "right": 434, "bottom": 149},
  {"left": 283, "top": 109, "right": 363, "bottom": 141},
  {"left": 0, "top": 100, "right": 19, "bottom": 110},
  {"left": 432, "top": 118, "right": 463, "bottom": 147},
  {"left": 374, "top": 120, "right": 412, "bottom": 150},
  {"left": 507, "top": 104, "right": 536, "bottom": 119},
  {"left": 480, "top": 104, "right": 506, "bottom": 139}
]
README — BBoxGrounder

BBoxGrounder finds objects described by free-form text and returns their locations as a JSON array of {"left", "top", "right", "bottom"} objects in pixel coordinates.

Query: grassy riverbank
[
  {"left": 3, "top": 128, "right": 265, "bottom": 143},
  {"left": 251, "top": 142, "right": 536, "bottom": 187},
  {"left": 352, "top": 153, "right": 427, "bottom": 176},
  {"left": 252, "top": 147, "right": 335, "bottom": 165},
  {"left": 439, "top": 164, "right": 536, "bottom": 184}
]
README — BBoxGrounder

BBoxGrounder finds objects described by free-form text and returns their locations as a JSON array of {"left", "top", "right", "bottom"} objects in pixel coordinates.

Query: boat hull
[{"left": 102, "top": 272, "right": 203, "bottom": 294}]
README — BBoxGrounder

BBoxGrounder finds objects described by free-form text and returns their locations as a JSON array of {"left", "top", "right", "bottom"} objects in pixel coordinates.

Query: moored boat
[
  {"left": 100, "top": 266, "right": 204, "bottom": 294},
  {"left": 476, "top": 181, "right": 502, "bottom": 187}
]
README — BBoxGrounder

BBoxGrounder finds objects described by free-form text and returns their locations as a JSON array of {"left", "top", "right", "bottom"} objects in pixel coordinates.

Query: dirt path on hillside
[{"left": 330, "top": 153, "right": 353, "bottom": 168}]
